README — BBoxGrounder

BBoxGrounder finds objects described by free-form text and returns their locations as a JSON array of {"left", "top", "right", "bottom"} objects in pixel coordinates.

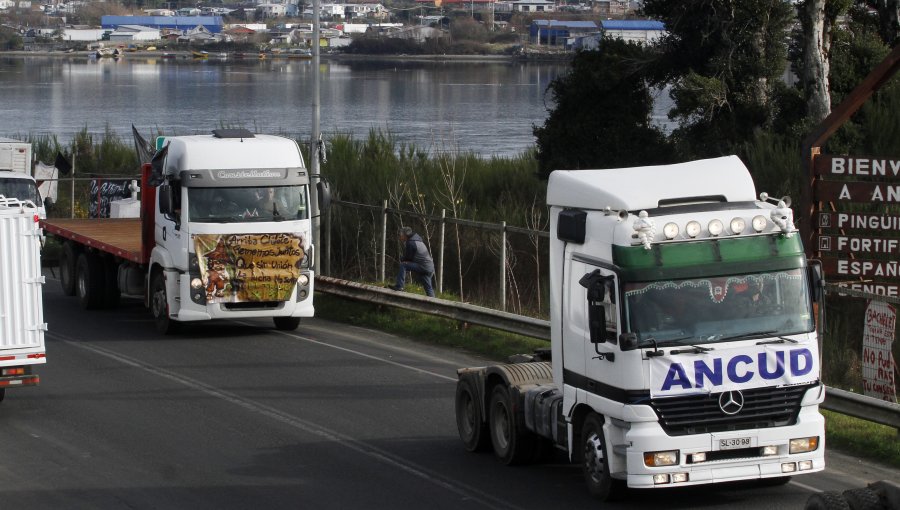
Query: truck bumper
[
  {"left": 0, "top": 365, "right": 41, "bottom": 388},
  {"left": 622, "top": 404, "right": 825, "bottom": 489},
  {"left": 176, "top": 272, "right": 314, "bottom": 322}
]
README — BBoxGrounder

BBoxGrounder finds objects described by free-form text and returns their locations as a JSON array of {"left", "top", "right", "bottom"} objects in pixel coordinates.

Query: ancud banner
[
  {"left": 194, "top": 233, "right": 305, "bottom": 303},
  {"left": 861, "top": 300, "right": 898, "bottom": 403}
]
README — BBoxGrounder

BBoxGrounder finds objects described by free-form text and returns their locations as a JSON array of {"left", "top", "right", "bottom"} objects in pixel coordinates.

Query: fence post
[
  {"left": 438, "top": 208, "right": 445, "bottom": 294},
  {"left": 501, "top": 221, "right": 506, "bottom": 311},
  {"left": 323, "top": 202, "right": 331, "bottom": 276},
  {"left": 380, "top": 199, "right": 387, "bottom": 283}
]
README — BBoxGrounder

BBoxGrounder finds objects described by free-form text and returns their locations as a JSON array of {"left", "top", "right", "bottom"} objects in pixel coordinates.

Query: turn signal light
[{"left": 789, "top": 437, "right": 819, "bottom": 454}]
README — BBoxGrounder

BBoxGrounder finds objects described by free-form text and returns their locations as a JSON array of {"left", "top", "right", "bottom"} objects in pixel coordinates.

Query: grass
[
  {"left": 823, "top": 410, "right": 900, "bottom": 468},
  {"left": 316, "top": 292, "right": 900, "bottom": 468}
]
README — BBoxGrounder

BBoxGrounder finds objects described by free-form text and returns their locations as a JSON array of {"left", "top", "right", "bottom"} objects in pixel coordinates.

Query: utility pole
[{"left": 310, "top": 0, "right": 322, "bottom": 270}]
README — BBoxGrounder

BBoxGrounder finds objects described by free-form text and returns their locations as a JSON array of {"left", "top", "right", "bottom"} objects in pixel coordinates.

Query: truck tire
[
  {"left": 59, "top": 242, "right": 77, "bottom": 296},
  {"left": 488, "top": 384, "right": 534, "bottom": 465},
  {"left": 76, "top": 252, "right": 105, "bottom": 310},
  {"left": 102, "top": 256, "right": 121, "bottom": 309},
  {"left": 842, "top": 488, "right": 885, "bottom": 510},
  {"left": 273, "top": 316, "right": 301, "bottom": 331},
  {"left": 455, "top": 379, "right": 489, "bottom": 452},
  {"left": 806, "top": 492, "right": 851, "bottom": 510},
  {"left": 150, "top": 271, "right": 179, "bottom": 335},
  {"left": 581, "top": 413, "right": 624, "bottom": 501}
]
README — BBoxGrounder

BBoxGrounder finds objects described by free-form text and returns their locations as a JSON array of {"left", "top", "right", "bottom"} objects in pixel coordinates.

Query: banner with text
[{"left": 861, "top": 300, "right": 898, "bottom": 403}]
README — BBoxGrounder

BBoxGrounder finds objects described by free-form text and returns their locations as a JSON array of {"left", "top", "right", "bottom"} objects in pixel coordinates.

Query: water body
[{"left": 0, "top": 55, "right": 573, "bottom": 157}]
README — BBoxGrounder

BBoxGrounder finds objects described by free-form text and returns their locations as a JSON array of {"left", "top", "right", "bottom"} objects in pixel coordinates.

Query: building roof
[
  {"left": 533, "top": 20, "right": 598, "bottom": 29},
  {"left": 601, "top": 19, "right": 664, "bottom": 31}
]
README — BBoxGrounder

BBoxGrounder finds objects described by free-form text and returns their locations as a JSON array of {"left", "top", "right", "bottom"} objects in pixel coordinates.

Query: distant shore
[{"left": 0, "top": 49, "right": 571, "bottom": 63}]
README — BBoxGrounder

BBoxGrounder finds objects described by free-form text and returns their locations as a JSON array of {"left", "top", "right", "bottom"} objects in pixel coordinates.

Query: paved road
[{"left": 0, "top": 273, "right": 896, "bottom": 509}]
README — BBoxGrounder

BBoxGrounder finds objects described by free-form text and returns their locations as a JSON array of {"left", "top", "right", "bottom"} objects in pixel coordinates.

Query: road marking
[
  {"left": 789, "top": 480, "right": 822, "bottom": 493},
  {"left": 49, "top": 331, "right": 515, "bottom": 510},
  {"left": 245, "top": 321, "right": 458, "bottom": 383}
]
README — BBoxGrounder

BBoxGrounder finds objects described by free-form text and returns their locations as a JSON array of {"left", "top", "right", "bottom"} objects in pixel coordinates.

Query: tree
[
  {"left": 643, "top": 0, "right": 794, "bottom": 157},
  {"left": 532, "top": 39, "right": 672, "bottom": 179}
]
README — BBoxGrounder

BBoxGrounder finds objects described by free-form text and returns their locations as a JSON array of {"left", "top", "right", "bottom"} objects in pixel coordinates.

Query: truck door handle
[{"left": 162, "top": 226, "right": 167, "bottom": 241}]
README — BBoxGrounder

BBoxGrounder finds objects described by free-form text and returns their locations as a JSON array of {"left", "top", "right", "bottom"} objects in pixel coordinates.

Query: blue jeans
[{"left": 396, "top": 261, "right": 435, "bottom": 297}]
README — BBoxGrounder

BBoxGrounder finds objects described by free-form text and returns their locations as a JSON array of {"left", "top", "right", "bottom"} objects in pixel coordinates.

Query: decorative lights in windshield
[{"left": 631, "top": 193, "right": 796, "bottom": 249}]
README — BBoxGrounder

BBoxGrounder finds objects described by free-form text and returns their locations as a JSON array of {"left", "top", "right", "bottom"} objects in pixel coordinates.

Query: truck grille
[{"left": 650, "top": 383, "right": 816, "bottom": 436}]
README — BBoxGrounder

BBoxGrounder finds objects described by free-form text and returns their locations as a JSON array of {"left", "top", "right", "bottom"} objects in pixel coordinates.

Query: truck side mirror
[
  {"left": 579, "top": 270, "right": 615, "bottom": 344},
  {"left": 317, "top": 179, "right": 331, "bottom": 211},
  {"left": 807, "top": 260, "right": 825, "bottom": 303},
  {"left": 158, "top": 183, "right": 174, "bottom": 217}
]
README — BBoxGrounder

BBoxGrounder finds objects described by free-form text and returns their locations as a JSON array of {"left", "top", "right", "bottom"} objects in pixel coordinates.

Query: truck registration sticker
[{"left": 718, "top": 437, "right": 752, "bottom": 450}]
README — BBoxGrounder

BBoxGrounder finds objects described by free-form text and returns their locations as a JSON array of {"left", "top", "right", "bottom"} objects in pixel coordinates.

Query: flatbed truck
[{"left": 42, "top": 129, "right": 317, "bottom": 333}]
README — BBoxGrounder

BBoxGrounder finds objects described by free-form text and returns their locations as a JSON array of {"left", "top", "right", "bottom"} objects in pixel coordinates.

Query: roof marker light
[
  {"left": 663, "top": 222, "right": 679, "bottom": 240},
  {"left": 685, "top": 221, "right": 701, "bottom": 238},
  {"left": 752, "top": 215, "right": 768, "bottom": 232},
  {"left": 708, "top": 219, "right": 724, "bottom": 237},
  {"left": 730, "top": 217, "right": 745, "bottom": 235}
]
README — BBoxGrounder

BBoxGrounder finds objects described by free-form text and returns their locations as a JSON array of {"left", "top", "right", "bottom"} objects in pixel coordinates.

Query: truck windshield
[
  {"left": 188, "top": 185, "right": 308, "bottom": 223},
  {"left": 0, "top": 177, "right": 42, "bottom": 206},
  {"left": 624, "top": 268, "right": 814, "bottom": 346}
]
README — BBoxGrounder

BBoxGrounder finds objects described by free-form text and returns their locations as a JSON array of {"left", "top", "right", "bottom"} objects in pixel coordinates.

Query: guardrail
[{"left": 315, "top": 275, "right": 900, "bottom": 431}]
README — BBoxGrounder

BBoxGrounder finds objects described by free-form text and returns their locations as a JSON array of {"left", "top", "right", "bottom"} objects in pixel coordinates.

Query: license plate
[{"left": 719, "top": 437, "right": 752, "bottom": 450}]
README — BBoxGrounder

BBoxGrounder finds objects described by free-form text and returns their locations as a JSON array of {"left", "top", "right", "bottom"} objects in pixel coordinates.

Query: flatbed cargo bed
[{"left": 41, "top": 218, "right": 145, "bottom": 264}]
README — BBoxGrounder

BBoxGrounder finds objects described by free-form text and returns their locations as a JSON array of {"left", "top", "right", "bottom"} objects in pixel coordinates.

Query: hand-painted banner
[
  {"left": 861, "top": 300, "right": 897, "bottom": 403},
  {"left": 194, "top": 233, "right": 305, "bottom": 303},
  {"left": 649, "top": 343, "right": 819, "bottom": 398}
]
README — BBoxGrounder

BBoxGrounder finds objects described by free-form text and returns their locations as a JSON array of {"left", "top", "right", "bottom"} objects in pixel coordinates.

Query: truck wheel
[
  {"left": 455, "top": 379, "right": 489, "bottom": 452},
  {"left": 273, "top": 316, "right": 301, "bottom": 331},
  {"left": 59, "top": 242, "right": 77, "bottom": 296},
  {"left": 102, "top": 257, "right": 121, "bottom": 309},
  {"left": 76, "top": 252, "right": 105, "bottom": 310},
  {"left": 581, "top": 413, "right": 623, "bottom": 501},
  {"left": 151, "top": 272, "right": 179, "bottom": 335},
  {"left": 488, "top": 384, "right": 534, "bottom": 465},
  {"left": 805, "top": 491, "right": 851, "bottom": 510},
  {"left": 842, "top": 488, "right": 885, "bottom": 510}
]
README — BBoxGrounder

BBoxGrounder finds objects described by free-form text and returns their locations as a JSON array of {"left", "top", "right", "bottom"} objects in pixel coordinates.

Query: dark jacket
[{"left": 402, "top": 233, "right": 435, "bottom": 274}]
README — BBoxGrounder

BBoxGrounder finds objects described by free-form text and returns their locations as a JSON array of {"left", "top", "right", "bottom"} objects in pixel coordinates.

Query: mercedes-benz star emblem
[{"left": 718, "top": 390, "right": 745, "bottom": 415}]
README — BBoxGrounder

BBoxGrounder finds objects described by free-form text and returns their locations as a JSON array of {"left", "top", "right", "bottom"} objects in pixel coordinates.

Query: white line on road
[
  {"left": 789, "top": 480, "right": 822, "bottom": 493},
  {"left": 49, "top": 331, "right": 515, "bottom": 510}
]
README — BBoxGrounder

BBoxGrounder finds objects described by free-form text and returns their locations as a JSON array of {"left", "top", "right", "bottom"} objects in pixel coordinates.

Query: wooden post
[
  {"left": 500, "top": 221, "right": 506, "bottom": 311},
  {"left": 438, "top": 208, "right": 445, "bottom": 294},
  {"left": 380, "top": 199, "right": 387, "bottom": 283}
]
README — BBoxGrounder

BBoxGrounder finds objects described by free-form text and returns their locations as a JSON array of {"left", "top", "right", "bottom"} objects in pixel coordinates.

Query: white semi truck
[
  {"left": 0, "top": 137, "right": 47, "bottom": 219},
  {"left": 42, "top": 129, "right": 320, "bottom": 333},
  {"left": 0, "top": 195, "right": 47, "bottom": 402},
  {"left": 455, "top": 156, "right": 826, "bottom": 499}
]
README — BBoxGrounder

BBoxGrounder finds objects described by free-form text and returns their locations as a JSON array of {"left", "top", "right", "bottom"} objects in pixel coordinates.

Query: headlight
[
  {"left": 789, "top": 437, "right": 819, "bottom": 454},
  {"left": 730, "top": 217, "right": 746, "bottom": 235},
  {"left": 297, "top": 274, "right": 310, "bottom": 286},
  {"left": 191, "top": 278, "right": 203, "bottom": 289},
  {"left": 644, "top": 450, "right": 678, "bottom": 467},
  {"left": 708, "top": 219, "right": 724, "bottom": 237}
]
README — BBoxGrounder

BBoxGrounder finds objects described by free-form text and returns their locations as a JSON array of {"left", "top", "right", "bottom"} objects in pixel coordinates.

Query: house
[
  {"left": 530, "top": 20, "right": 598, "bottom": 47},
  {"left": 61, "top": 27, "right": 107, "bottom": 41},
  {"left": 257, "top": 3, "right": 288, "bottom": 18},
  {"left": 224, "top": 25, "right": 257, "bottom": 42},
  {"left": 391, "top": 25, "right": 443, "bottom": 43},
  {"left": 102, "top": 15, "right": 224, "bottom": 34},
  {"left": 600, "top": 19, "right": 665, "bottom": 44},
  {"left": 510, "top": 0, "right": 555, "bottom": 13},
  {"left": 108, "top": 25, "right": 161, "bottom": 42},
  {"left": 177, "top": 24, "right": 232, "bottom": 43}
]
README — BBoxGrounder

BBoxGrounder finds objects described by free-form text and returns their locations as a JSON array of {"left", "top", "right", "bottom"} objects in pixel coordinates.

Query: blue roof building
[
  {"left": 530, "top": 20, "right": 599, "bottom": 47},
  {"left": 600, "top": 19, "right": 666, "bottom": 44},
  {"left": 101, "top": 15, "right": 224, "bottom": 34}
]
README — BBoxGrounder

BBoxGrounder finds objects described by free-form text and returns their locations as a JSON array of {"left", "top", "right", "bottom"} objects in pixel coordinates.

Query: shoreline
[{"left": 0, "top": 49, "right": 572, "bottom": 63}]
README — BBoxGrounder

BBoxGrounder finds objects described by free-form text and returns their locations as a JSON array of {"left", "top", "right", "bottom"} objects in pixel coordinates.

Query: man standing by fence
[{"left": 389, "top": 227, "right": 435, "bottom": 297}]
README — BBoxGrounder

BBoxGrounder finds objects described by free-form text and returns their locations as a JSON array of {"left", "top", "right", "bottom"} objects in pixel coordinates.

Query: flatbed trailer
[{"left": 41, "top": 218, "right": 145, "bottom": 264}]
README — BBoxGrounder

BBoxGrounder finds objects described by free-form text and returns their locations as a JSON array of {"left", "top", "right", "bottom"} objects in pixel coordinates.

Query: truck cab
[
  {"left": 147, "top": 130, "right": 315, "bottom": 333},
  {"left": 455, "top": 156, "right": 825, "bottom": 499},
  {"left": 0, "top": 171, "right": 45, "bottom": 219}
]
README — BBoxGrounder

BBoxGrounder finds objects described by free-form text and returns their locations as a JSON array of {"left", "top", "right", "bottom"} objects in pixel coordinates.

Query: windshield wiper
[
  {"left": 670, "top": 344, "right": 714, "bottom": 355},
  {"left": 756, "top": 337, "right": 798, "bottom": 345}
]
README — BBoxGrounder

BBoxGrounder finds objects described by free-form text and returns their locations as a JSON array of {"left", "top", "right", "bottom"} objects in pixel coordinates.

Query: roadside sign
[{"left": 861, "top": 300, "right": 898, "bottom": 403}]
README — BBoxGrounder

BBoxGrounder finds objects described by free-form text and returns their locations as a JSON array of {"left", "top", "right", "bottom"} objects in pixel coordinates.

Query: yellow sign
[{"left": 194, "top": 233, "right": 305, "bottom": 303}]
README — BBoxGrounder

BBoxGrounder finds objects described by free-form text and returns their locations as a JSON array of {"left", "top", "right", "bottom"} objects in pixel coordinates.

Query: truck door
[{"left": 577, "top": 264, "right": 638, "bottom": 404}]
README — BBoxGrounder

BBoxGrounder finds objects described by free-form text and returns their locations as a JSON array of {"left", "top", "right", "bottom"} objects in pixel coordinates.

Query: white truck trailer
[
  {"left": 455, "top": 156, "right": 826, "bottom": 499},
  {"left": 42, "top": 129, "right": 319, "bottom": 334},
  {"left": 0, "top": 195, "right": 47, "bottom": 402}
]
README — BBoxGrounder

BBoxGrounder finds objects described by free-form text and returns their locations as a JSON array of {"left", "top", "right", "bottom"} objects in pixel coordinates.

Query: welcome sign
[{"left": 650, "top": 344, "right": 819, "bottom": 398}]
